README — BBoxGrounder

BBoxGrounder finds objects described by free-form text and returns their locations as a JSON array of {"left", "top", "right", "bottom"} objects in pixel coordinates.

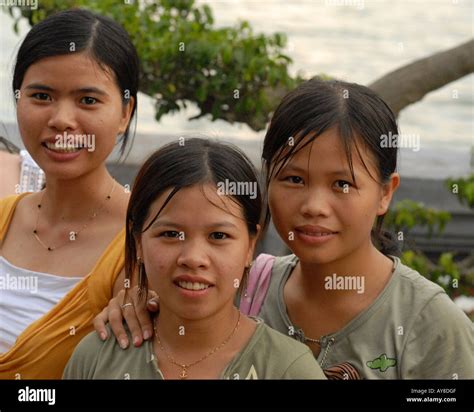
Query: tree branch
[{"left": 368, "top": 39, "right": 474, "bottom": 116}]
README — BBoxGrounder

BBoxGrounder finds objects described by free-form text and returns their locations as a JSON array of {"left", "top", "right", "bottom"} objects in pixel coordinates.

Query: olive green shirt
[
  {"left": 255, "top": 254, "right": 474, "bottom": 379},
  {"left": 63, "top": 318, "right": 326, "bottom": 380}
]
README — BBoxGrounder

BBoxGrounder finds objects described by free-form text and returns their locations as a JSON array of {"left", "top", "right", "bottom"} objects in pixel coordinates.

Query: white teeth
[
  {"left": 44, "top": 142, "right": 82, "bottom": 153},
  {"left": 178, "top": 281, "right": 210, "bottom": 291}
]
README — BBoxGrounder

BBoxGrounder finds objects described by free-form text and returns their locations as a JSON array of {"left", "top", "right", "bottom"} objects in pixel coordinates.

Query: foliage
[
  {"left": 385, "top": 179, "right": 474, "bottom": 302},
  {"left": 6, "top": 0, "right": 299, "bottom": 130},
  {"left": 385, "top": 199, "right": 451, "bottom": 236},
  {"left": 446, "top": 174, "right": 474, "bottom": 209}
]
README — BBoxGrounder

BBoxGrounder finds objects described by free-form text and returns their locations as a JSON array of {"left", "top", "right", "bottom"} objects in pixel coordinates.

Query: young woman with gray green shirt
[{"left": 64, "top": 139, "right": 326, "bottom": 380}]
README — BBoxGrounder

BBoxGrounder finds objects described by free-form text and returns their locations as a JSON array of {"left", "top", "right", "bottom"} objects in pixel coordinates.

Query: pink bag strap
[{"left": 239, "top": 253, "right": 275, "bottom": 316}]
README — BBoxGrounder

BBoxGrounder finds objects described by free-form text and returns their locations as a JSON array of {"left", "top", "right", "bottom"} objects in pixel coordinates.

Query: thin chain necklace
[
  {"left": 304, "top": 336, "right": 321, "bottom": 344},
  {"left": 32, "top": 180, "right": 116, "bottom": 252},
  {"left": 154, "top": 311, "right": 241, "bottom": 379}
]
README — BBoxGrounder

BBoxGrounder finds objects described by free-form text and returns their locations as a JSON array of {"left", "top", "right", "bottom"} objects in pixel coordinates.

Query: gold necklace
[
  {"left": 304, "top": 336, "right": 321, "bottom": 344},
  {"left": 154, "top": 311, "right": 241, "bottom": 379},
  {"left": 32, "top": 180, "right": 116, "bottom": 251}
]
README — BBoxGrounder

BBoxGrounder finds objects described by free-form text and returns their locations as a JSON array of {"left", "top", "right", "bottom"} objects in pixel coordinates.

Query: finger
[
  {"left": 92, "top": 307, "right": 110, "bottom": 341},
  {"left": 133, "top": 292, "right": 155, "bottom": 341},
  {"left": 108, "top": 296, "right": 132, "bottom": 349},
  {"left": 146, "top": 299, "right": 159, "bottom": 312},
  {"left": 146, "top": 291, "right": 160, "bottom": 313},
  {"left": 122, "top": 289, "right": 146, "bottom": 346}
]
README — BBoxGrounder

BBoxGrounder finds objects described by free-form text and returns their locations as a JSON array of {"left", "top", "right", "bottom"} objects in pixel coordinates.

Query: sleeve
[
  {"left": 281, "top": 350, "right": 327, "bottom": 379},
  {"left": 400, "top": 293, "right": 474, "bottom": 379},
  {"left": 62, "top": 332, "right": 102, "bottom": 379}
]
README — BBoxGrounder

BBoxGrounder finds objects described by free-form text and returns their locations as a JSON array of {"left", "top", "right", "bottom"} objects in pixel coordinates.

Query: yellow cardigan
[{"left": 0, "top": 194, "right": 125, "bottom": 379}]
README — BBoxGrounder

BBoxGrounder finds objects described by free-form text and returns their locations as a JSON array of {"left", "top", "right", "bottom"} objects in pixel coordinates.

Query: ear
[
  {"left": 377, "top": 173, "right": 400, "bottom": 216},
  {"left": 246, "top": 224, "right": 261, "bottom": 266},
  {"left": 118, "top": 96, "right": 135, "bottom": 136}
]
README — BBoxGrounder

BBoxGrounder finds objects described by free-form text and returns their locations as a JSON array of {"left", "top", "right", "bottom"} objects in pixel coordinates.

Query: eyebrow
[
  {"left": 284, "top": 164, "right": 354, "bottom": 177},
  {"left": 150, "top": 220, "right": 238, "bottom": 230},
  {"left": 327, "top": 170, "right": 354, "bottom": 177},
  {"left": 281, "top": 164, "right": 307, "bottom": 174},
  {"left": 25, "top": 84, "right": 108, "bottom": 96}
]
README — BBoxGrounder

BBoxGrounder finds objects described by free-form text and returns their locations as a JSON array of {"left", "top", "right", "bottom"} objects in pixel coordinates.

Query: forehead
[
  {"left": 148, "top": 183, "right": 245, "bottom": 224},
  {"left": 280, "top": 128, "right": 379, "bottom": 178},
  {"left": 22, "top": 52, "right": 117, "bottom": 90}
]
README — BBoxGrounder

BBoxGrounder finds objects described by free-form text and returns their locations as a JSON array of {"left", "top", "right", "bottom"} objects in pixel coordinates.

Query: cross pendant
[{"left": 180, "top": 367, "right": 188, "bottom": 379}]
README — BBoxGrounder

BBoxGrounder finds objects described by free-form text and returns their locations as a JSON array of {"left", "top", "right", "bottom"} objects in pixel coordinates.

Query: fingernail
[
  {"left": 119, "top": 339, "right": 128, "bottom": 349},
  {"left": 100, "top": 332, "right": 107, "bottom": 341},
  {"left": 149, "top": 300, "right": 157, "bottom": 307},
  {"left": 143, "top": 330, "right": 151, "bottom": 340},
  {"left": 133, "top": 336, "right": 141, "bottom": 346}
]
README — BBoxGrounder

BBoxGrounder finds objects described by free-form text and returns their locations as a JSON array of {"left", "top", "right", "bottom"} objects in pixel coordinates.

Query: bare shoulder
[
  {"left": 3, "top": 191, "right": 39, "bottom": 229},
  {"left": 0, "top": 151, "right": 21, "bottom": 198}
]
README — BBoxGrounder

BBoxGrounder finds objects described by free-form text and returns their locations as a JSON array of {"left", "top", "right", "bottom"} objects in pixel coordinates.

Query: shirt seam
[{"left": 281, "top": 350, "right": 314, "bottom": 378}]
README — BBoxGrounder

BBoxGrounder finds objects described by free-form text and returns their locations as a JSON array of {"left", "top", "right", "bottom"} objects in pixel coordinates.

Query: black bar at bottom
[{"left": 0, "top": 379, "right": 472, "bottom": 410}]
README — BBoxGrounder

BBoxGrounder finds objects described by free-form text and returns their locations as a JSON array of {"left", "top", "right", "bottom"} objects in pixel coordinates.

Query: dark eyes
[
  {"left": 210, "top": 232, "right": 228, "bottom": 240},
  {"left": 282, "top": 176, "right": 355, "bottom": 191},
  {"left": 80, "top": 96, "right": 98, "bottom": 105},
  {"left": 31, "top": 93, "right": 51, "bottom": 101},
  {"left": 159, "top": 231, "right": 182, "bottom": 238},
  {"left": 334, "top": 180, "right": 354, "bottom": 191},
  {"left": 283, "top": 176, "right": 304, "bottom": 184},
  {"left": 158, "top": 231, "right": 228, "bottom": 240},
  {"left": 30, "top": 94, "right": 98, "bottom": 105}
]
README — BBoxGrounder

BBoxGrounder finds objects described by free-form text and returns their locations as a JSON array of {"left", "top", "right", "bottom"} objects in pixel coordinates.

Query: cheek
[
  {"left": 214, "top": 249, "right": 247, "bottom": 290},
  {"left": 80, "top": 110, "right": 122, "bottom": 152},
  {"left": 17, "top": 100, "right": 45, "bottom": 140},
  {"left": 142, "top": 244, "right": 174, "bottom": 286},
  {"left": 339, "top": 194, "right": 379, "bottom": 233},
  {"left": 269, "top": 186, "right": 292, "bottom": 225}
]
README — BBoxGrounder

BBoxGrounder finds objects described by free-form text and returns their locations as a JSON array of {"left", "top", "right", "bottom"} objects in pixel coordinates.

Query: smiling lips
[
  {"left": 295, "top": 225, "right": 338, "bottom": 236},
  {"left": 41, "top": 137, "right": 85, "bottom": 153},
  {"left": 294, "top": 225, "right": 338, "bottom": 244},
  {"left": 42, "top": 141, "right": 85, "bottom": 153},
  {"left": 173, "top": 275, "right": 215, "bottom": 292}
]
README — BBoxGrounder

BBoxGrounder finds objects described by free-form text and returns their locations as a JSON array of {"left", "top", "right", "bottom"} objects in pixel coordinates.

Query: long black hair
[
  {"left": 262, "top": 77, "right": 400, "bottom": 255},
  {"left": 125, "top": 138, "right": 262, "bottom": 299},
  {"left": 12, "top": 8, "right": 139, "bottom": 157}
]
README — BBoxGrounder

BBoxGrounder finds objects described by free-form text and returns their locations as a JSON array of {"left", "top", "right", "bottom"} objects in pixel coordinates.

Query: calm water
[{"left": 0, "top": 0, "right": 472, "bottom": 178}]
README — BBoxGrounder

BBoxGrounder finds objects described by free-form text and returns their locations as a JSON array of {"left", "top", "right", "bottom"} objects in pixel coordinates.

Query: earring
[
  {"left": 137, "top": 257, "right": 145, "bottom": 293},
  {"left": 243, "top": 263, "right": 252, "bottom": 298}
]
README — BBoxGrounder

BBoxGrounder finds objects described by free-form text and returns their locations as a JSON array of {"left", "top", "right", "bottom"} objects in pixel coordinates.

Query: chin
[
  {"left": 40, "top": 161, "right": 98, "bottom": 180},
  {"left": 174, "top": 307, "right": 214, "bottom": 322},
  {"left": 290, "top": 245, "right": 342, "bottom": 266}
]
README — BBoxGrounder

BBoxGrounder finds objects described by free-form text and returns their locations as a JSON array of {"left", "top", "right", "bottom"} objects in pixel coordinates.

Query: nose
[
  {"left": 47, "top": 101, "right": 79, "bottom": 132},
  {"left": 299, "top": 186, "right": 331, "bottom": 218},
  {"left": 176, "top": 238, "right": 210, "bottom": 270}
]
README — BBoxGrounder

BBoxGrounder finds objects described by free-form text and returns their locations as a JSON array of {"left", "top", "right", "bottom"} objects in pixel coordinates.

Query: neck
[
  {"left": 296, "top": 242, "right": 390, "bottom": 303},
  {"left": 155, "top": 304, "right": 240, "bottom": 354},
  {"left": 40, "top": 166, "right": 116, "bottom": 224}
]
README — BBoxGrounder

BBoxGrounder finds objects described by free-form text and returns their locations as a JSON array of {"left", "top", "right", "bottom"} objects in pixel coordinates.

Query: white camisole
[{"left": 0, "top": 255, "right": 82, "bottom": 353}]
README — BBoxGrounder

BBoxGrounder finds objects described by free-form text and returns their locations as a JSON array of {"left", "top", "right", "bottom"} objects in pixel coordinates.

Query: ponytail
[{"left": 372, "top": 216, "right": 401, "bottom": 257}]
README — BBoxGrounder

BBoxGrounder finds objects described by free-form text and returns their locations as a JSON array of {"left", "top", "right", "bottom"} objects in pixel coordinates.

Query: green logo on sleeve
[{"left": 366, "top": 354, "right": 397, "bottom": 372}]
